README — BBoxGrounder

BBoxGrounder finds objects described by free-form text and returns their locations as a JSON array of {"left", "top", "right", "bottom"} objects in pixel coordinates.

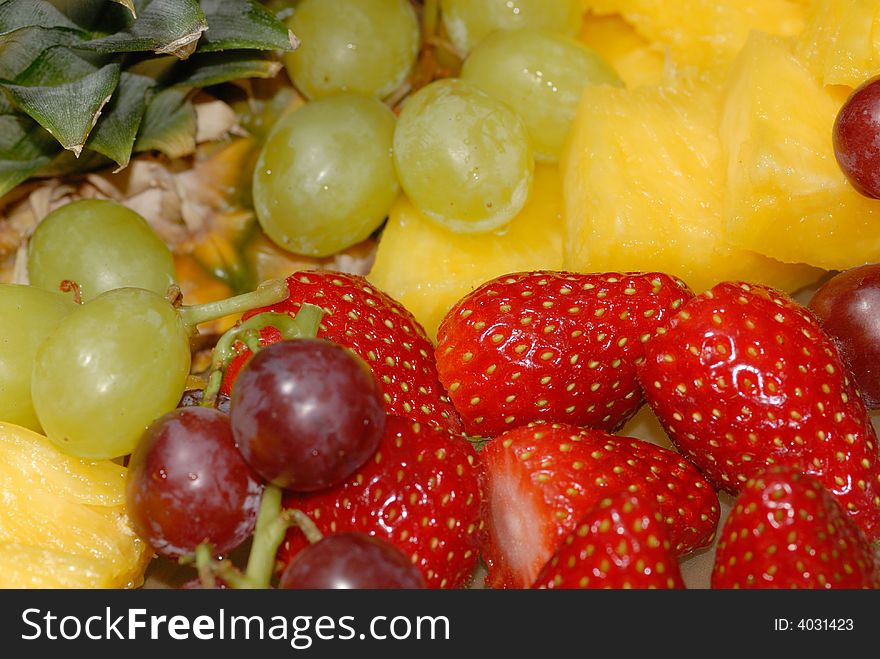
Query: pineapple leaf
[
  {"left": 174, "top": 51, "right": 283, "bottom": 88},
  {"left": 0, "top": 113, "right": 61, "bottom": 198},
  {"left": 134, "top": 86, "right": 196, "bottom": 159},
  {"left": 86, "top": 72, "right": 155, "bottom": 169},
  {"left": 0, "top": 0, "right": 81, "bottom": 32},
  {"left": 110, "top": 0, "right": 137, "bottom": 18},
  {"left": 0, "top": 26, "right": 82, "bottom": 80},
  {"left": 0, "top": 62, "right": 120, "bottom": 156},
  {"left": 84, "top": 0, "right": 207, "bottom": 59},
  {"left": 198, "top": 0, "right": 296, "bottom": 53}
]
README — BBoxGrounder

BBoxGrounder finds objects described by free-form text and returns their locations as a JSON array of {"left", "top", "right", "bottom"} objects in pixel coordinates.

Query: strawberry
[
  {"left": 221, "top": 271, "right": 462, "bottom": 432},
  {"left": 279, "top": 415, "right": 482, "bottom": 589},
  {"left": 480, "top": 422, "right": 718, "bottom": 589},
  {"left": 638, "top": 281, "right": 880, "bottom": 540},
  {"left": 533, "top": 492, "right": 686, "bottom": 590},
  {"left": 712, "top": 469, "right": 880, "bottom": 589},
  {"left": 435, "top": 271, "right": 692, "bottom": 437}
]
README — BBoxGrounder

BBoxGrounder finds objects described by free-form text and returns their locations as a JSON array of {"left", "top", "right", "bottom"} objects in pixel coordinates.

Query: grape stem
[
  {"left": 177, "top": 278, "right": 290, "bottom": 331},
  {"left": 242, "top": 484, "right": 290, "bottom": 588},
  {"left": 200, "top": 304, "right": 325, "bottom": 407}
]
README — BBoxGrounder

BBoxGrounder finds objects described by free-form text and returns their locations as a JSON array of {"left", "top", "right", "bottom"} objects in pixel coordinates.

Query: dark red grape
[
  {"left": 809, "top": 263, "right": 880, "bottom": 408},
  {"left": 833, "top": 77, "right": 880, "bottom": 198},
  {"left": 278, "top": 532, "right": 425, "bottom": 589},
  {"left": 126, "top": 406, "right": 264, "bottom": 558},
  {"left": 230, "top": 339, "right": 386, "bottom": 492}
]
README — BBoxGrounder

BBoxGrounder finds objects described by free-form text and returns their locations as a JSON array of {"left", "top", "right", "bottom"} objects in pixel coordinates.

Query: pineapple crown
[{"left": 0, "top": 0, "right": 297, "bottom": 198}]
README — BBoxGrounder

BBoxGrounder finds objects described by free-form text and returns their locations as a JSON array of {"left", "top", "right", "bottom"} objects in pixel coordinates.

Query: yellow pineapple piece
[
  {"left": 578, "top": 12, "right": 666, "bottom": 88},
  {"left": 0, "top": 422, "right": 150, "bottom": 589},
  {"left": 796, "top": 0, "right": 880, "bottom": 88},
  {"left": 562, "top": 70, "right": 823, "bottom": 294},
  {"left": 368, "top": 165, "right": 564, "bottom": 340},
  {"left": 583, "top": 0, "right": 807, "bottom": 68},
  {"left": 722, "top": 32, "right": 880, "bottom": 269}
]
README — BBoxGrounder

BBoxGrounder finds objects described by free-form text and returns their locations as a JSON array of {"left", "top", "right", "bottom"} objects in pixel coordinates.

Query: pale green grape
[
  {"left": 31, "top": 288, "right": 191, "bottom": 459},
  {"left": 28, "top": 199, "right": 176, "bottom": 302},
  {"left": 253, "top": 93, "right": 399, "bottom": 257},
  {"left": 393, "top": 78, "right": 533, "bottom": 233},
  {"left": 284, "top": 0, "right": 420, "bottom": 100},
  {"left": 461, "top": 29, "right": 622, "bottom": 162},
  {"left": 440, "top": 0, "right": 583, "bottom": 54},
  {"left": 0, "top": 285, "right": 75, "bottom": 432}
]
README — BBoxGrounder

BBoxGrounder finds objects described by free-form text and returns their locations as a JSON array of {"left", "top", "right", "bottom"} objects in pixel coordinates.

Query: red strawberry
[
  {"left": 638, "top": 281, "right": 880, "bottom": 540},
  {"left": 712, "top": 469, "right": 880, "bottom": 589},
  {"left": 279, "top": 416, "right": 482, "bottom": 589},
  {"left": 480, "top": 422, "right": 718, "bottom": 589},
  {"left": 221, "top": 271, "right": 462, "bottom": 432},
  {"left": 533, "top": 492, "right": 686, "bottom": 590},
  {"left": 435, "top": 271, "right": 692, "bottom": 437}
]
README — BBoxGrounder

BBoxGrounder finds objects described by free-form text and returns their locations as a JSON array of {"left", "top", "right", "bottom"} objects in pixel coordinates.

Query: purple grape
[
  {"left": 278, "top": 533, "right": 426, "bottom": 589},
  {"left": 230, "top": 339, "right": 386, "bottom": 492},
  {"left": 126, "top": 406, "right": 264, "bottom": 558},
  {"left": 833, "top": 77, "right": 880, "bottom": 198}
]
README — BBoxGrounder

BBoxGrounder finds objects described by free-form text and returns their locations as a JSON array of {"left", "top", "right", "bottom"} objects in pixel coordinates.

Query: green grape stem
[
  {"left": 176, "top": 278, "right": 290, "bottom": 331},
  {"left": 243, "top": 484, "right": 291, "bottom": 589},
  {"left": 200, "top": 304, "right": 324, "bottom": 407}
]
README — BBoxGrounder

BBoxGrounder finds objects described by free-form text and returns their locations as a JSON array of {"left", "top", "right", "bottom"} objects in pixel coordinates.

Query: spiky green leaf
[
  {"left": 134, "top": 86, "right": 196, "bottom": 159},
  {"left": 84, "top": 0, "right": 207, "bottom": 59},
  {"left": 0, "top": 26, "right": 82, "bottom": 80},
  {"left": 0, "top": 63, "right": 120, "bottom": 155},
  {"left": 198, "top": 0, "right": 295, "bottom": 52},
  {"left": 0, "top": 0, "right": 80, "bottom": 32},
  {"left": 174, "top": 50, "right": 282, "bottom": 88},
  {"left": 86, "top": 72, "right": 155, "bottom": 169}
]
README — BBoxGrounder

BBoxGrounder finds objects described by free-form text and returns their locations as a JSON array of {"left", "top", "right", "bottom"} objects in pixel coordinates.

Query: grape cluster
[{"left": 253, "top": 0, "right": 620, "bottom": 249}]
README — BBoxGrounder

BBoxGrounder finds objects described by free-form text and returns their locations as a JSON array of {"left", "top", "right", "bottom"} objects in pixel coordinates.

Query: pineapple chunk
[
  {"left": 722, "top": 32, "right": 880, "bottom": 269},
  {"left": 796, "top": 0, "right": 880, "bottom": 88},
  {"left": 578, "top": 13, "right": 666, "bottom": 89},
  {"left": 562, "top": 70, "right": 823, "bottom": 295},
  {"left": 368, "top": 165, "right": 564, "bottom": 340},
  {"left": 583, "top": 0, "right": 807, "bottom": 68},
  {"left": 0, "top": 422, "right": 150, "bottom": 589}
]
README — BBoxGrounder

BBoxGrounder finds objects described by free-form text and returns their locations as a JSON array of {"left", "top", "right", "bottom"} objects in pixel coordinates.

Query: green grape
[
  {"left": 284, "top": 0, "right": 420, "bottom": 100},
  {"left": 30, "top": 278, "right": 290, "bottom": 460},
  {"left": 440, "top": 0, "right": 583, "bottom": 54},
  {"left": 31, "top": 288, "right": 192, "bottom": 459},
  {"left": 28, "top": 199, "right": 176, "bottom": 302},
  {"left": 253, "top": 93, "right": 399, "bottom": 257},
  {"left": 461, "top": 29, "right": 622, "bottom": 162},
  {"left": 0, "top": 285, "right": 75, "bottom": 432},
  {"left": 393, "top": 78, "right": 533, "bottom": 233}
]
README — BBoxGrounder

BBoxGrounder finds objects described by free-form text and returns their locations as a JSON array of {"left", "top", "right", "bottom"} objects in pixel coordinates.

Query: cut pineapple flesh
[
  {"left": 796, "top": 0, "right": 880, "bottom": 89},
  {"left": 561, "top": 69, "right": 823, "bottom": 295},
  {"left": 578, "top": 13, "right": 667, "bottom": 89},
  {"left": 368, "top": 165, "right": 564, "bottom": 341},
  {"left": 583, "top": 0, "right": 807, "bottom": 68},
  {"left": 0, "top": 422, "right": 150, "bottom": 589},
  {"left": 722, "top": 32, "right": 880, "bottom": 270}
]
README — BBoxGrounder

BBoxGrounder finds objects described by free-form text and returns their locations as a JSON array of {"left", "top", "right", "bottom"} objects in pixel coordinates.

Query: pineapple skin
[
  {"left": 561, "top": 69, "right": 823, "bottom": 295},
  {"left": 0, "top": 422, "right": 151, "bottom": 589},
  {"left": 368, "top": 165, "right": 565, "bottom": 341}
]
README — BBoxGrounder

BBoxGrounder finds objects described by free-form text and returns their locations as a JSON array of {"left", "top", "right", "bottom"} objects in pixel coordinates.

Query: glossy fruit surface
[
  {"left": 393, "top": 78, "right": 534, "bottom": 233},
  {"left": 0, "top": 285, "right": 75, "bottom": 431},
  {"left": 278, "top": 532, "right": 426, "bottom": 589},
  {"left": 230, "top": 339, "right": 386, "bottom": 491},
  {"left": 809, "top": 264, "right": 880, "bottom": 408},
  {"left": 27, "top": 199, "right": 176, "bottom": 301},
  {"left": 126, "top": 407, "right": 264, "bottom": 559},
  {"left": 833, "top": 77, "right": 880, "bottom": 198},
  {"left": 31, "top": 287, "right": 191, "bottom": 459},
  {"left": 253, "top": 94, "right": 399, "bottom": 257}
]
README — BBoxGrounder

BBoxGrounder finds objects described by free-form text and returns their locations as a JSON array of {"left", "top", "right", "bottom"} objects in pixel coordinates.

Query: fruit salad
[{"left": 1, "top": 0, "right": 879, "bottom": 590}]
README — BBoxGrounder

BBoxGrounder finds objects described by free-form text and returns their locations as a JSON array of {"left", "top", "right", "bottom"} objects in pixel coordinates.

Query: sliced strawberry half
[{"left": 480, "top": 422, "right": 719, "bottom": 589}]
